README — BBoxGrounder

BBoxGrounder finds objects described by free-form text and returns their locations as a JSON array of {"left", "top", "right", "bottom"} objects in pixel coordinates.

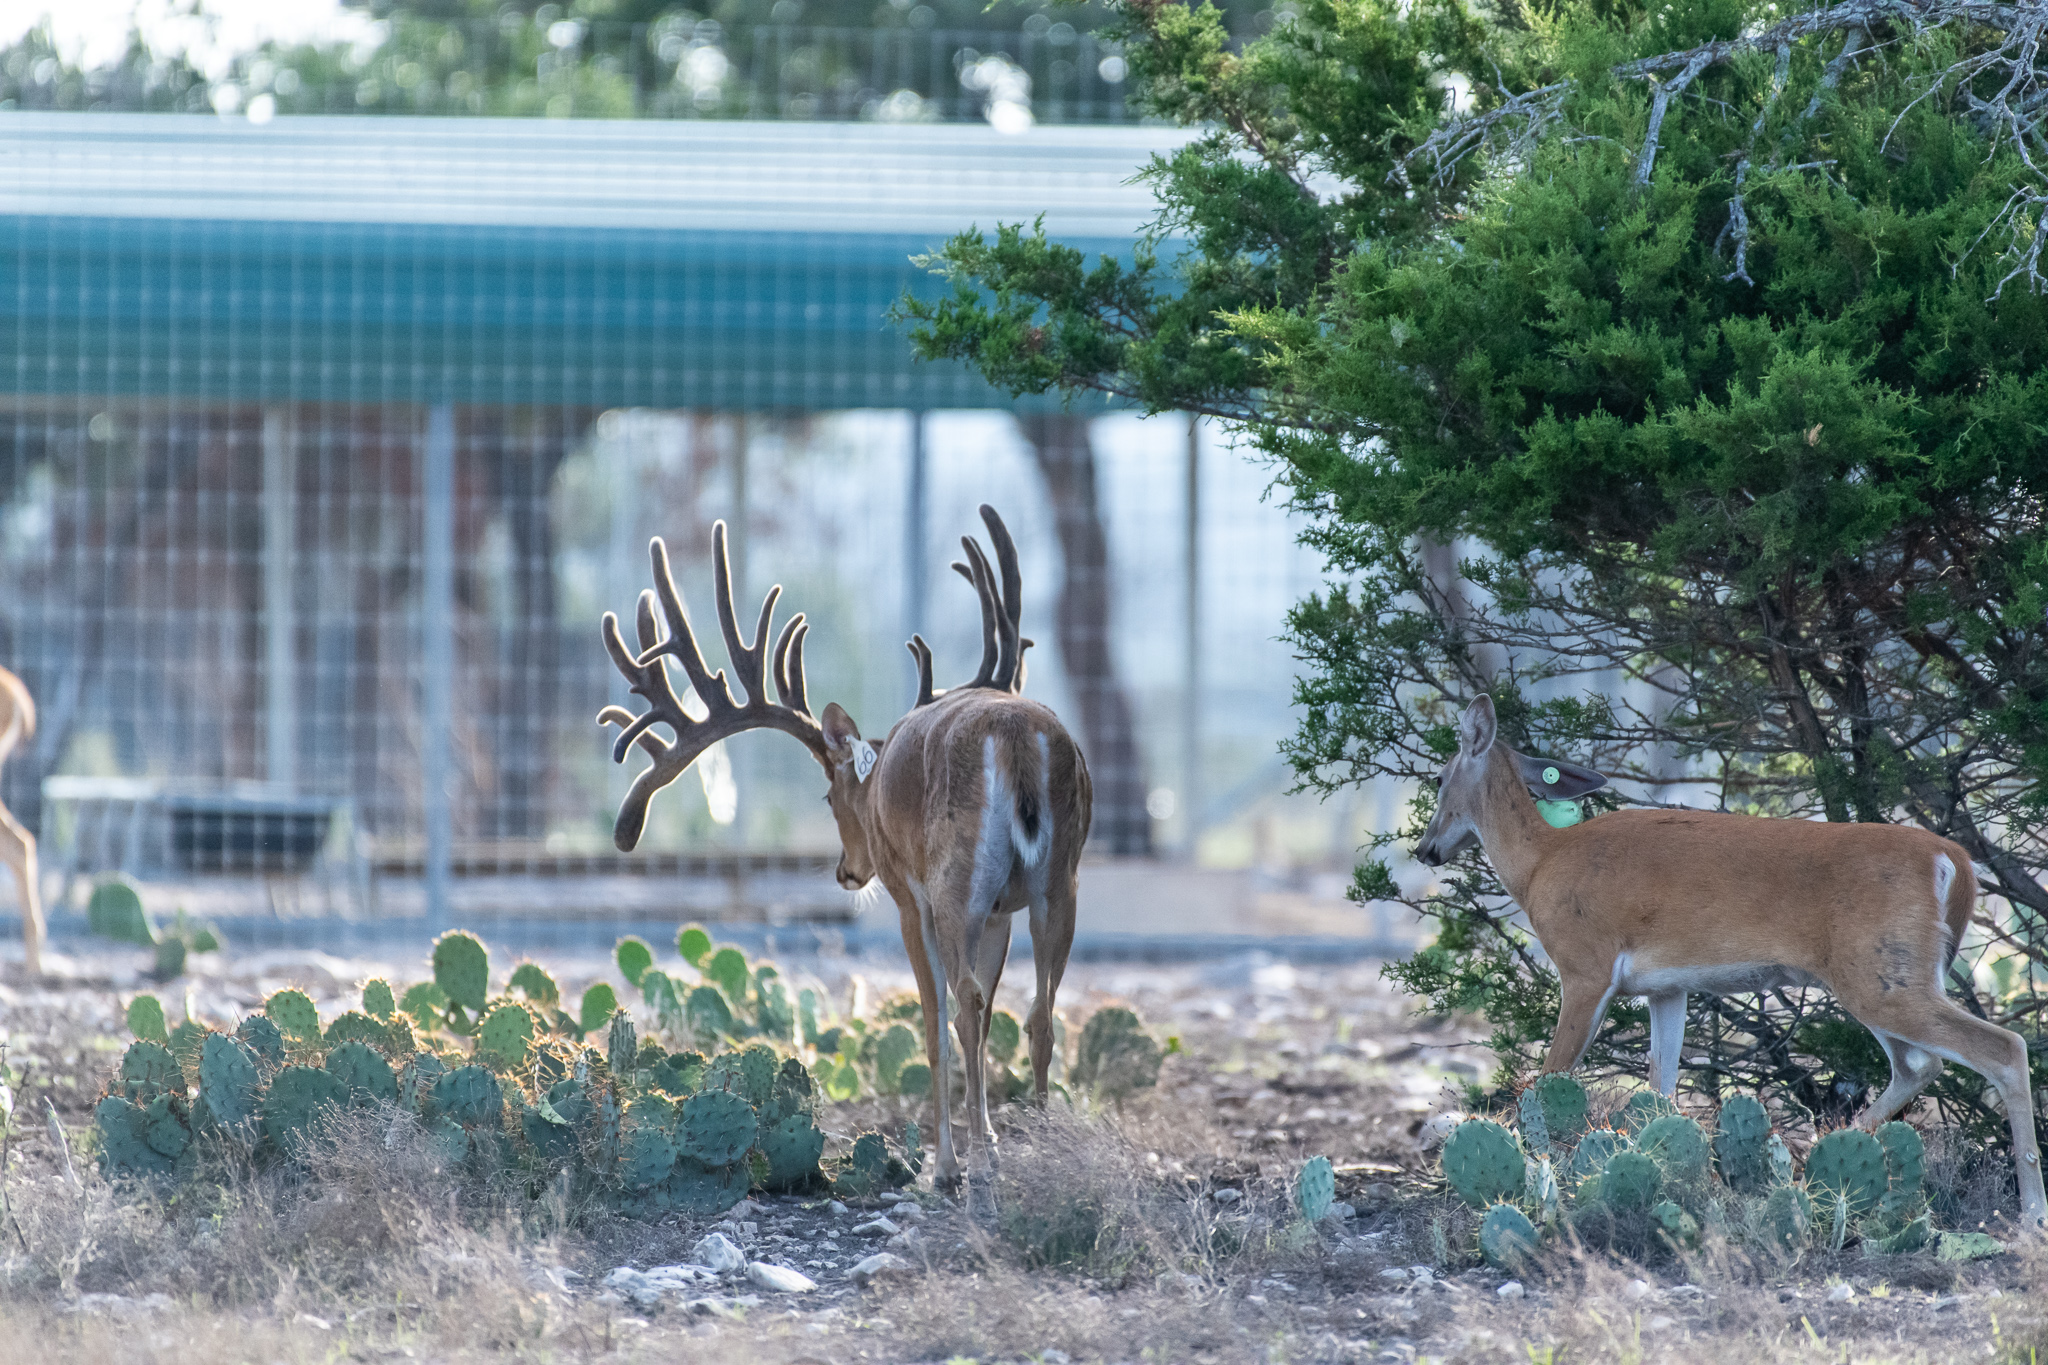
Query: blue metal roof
[{"left": 0, "top": 115, "right": 1193, "bottom": 409}]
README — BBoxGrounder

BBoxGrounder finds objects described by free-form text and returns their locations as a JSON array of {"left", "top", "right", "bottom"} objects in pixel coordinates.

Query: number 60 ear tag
[{"left": 851, "top": 739, "right": 877, "bottom": 783}]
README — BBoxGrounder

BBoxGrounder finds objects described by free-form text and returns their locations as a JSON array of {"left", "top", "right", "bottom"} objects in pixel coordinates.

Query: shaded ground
[{"left": 0, "top": 942, "right": 2040, "bottom": 1364}]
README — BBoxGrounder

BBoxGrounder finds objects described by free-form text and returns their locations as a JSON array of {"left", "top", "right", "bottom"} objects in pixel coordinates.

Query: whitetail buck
[
  {"left": 598, "top": 506, "right": 1090, "bottom": 1213},
  {"left": 1415, "top": 694, "right": 2046, "bottom": 1228},
  {"left": 0, "top": 667, "right": 43, "bottom": 977}
]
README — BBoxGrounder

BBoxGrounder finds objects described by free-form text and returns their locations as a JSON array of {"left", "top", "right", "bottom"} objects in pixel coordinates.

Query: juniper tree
[{"left": 902, "top": 0, "right": 2048, "bottom": 1132}]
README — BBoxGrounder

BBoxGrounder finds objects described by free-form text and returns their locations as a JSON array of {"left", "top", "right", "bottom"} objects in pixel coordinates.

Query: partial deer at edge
[
  {"left": 597, "top": 505, "right": 1090, "bottom": 1215},
  {"left": 0, "top": 667, "right": 43, "bottom": 977},
  {"left": 1415, "top": 693, "right": 2045, "bottom": 1229}
]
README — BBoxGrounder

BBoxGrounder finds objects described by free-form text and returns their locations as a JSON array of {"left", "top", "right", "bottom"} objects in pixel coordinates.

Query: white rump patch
[{"left": 1933, "top": 852, "right": 1955, "bottom": 907}]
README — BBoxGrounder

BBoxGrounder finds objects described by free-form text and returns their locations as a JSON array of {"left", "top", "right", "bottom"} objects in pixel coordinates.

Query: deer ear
[
  {"left": 1458, "top": 695, "right": 1498, "bottom": 756},
  {"left": 820, "top": 702, "right": 862, "bottom": 756},
  {"left": 1516, "top": 751, "right": 1608, "bottom": 799}
]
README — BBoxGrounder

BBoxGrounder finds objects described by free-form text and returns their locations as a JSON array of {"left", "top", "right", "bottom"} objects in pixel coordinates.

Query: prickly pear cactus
[
  {"left": 1876, "top": 1121, "right": 1925, "bottom": 1198},
  {"left": 987, "top": 1010, "right": 1022, "bottom": 1066},
  {"left": 508, "top": 961, "right": 559, "bottom": 1006},
  {"left": 760, "top": 1113, "right": 827, "bottom": 1192},
  {"left": 622, "top": 1113, "right": 682, "bottom": 1189},
  {"left": 1866, "top": 1211, "right": 1931, "bottom": 1256},
  {"left": 199, "top": 1032, "right": 262, "bottom": 1127},
  {"left": 1599, "top": 1151, "right": 1661, "bottom": 1211},
  {"left": 1533, "top": 1074, "right": 1589, "bottom": 1143},
  {"left": 733, "top": 1045, "right": 779, "bottom": 1108},
  {"left": 95, "top": 1096, "right": 175, "bottom": 1177},
  {"left": 522, "top": 1097, "right": 579, "bottom": 1165},
  {"left": 1615, "top": 1091, "right": 1679, "bottom": 1133},
  {"left": 264, "top": 989, "right": 322, "bottom": 1043},
  {"left": 1636, "top": 1115, "right": 1710, "bottom": 1184},
  {"left": 1650, "top": 1199, "right": 1700, "bottom": 1252},
  {"left": 431, "top": 930, "right": 491, "bottom": 1015},
  {"left": 579, "top": 983, "right": 619, "bottom": 1035},
  {"left": 361, "top": 978, "right": 396, "bottom": 1021},
  {"left": 1566, "top": 1128, "right": 1621, "bottom": 1189},
  {"left": 1478, "top": 1203, "right": 1539, "bottom": 1272},
  {"left": 476, "top": 1002, "right": 536, "bottom": 1067},
  {"left": 676, "top": 924, "right": 714, "bottom": 968},
  {"left": 834, "top": 1130, "right": 895, "bottom": 1197},
  {"left": 704, "top": 947, "right": 750, "bottom": 1003},
  {"left": 1767, "top": 1133, "right": 1794, "bottom": 1186},
  {"left": 325, "top": 1039, "right": 398, "bottom": 1104},
  {"left": 766, "top": 1056, "right": 816, "bottom": 1127},
  {"left": 117, "top": 1040, "right": 184, "bottom": 1103},
  {"left": 237, "top": 1013, "right": 285, "bottom": 1065},
  {"left": 1804, "top": 1129, "right": 1887, "bottom": 1216},
  {"left": 1296, "top": 1155, "right": 1336, "bottom": 1224},
  {"left": 684, "top": 985, "right": 734, "bottom": 1042},
  {"left": 167, "top": 1019, "right": 206, "bottom": 1071},
  {"left": 400, "top": 982, "right": 449, "bottom": 1031},
  {"left": 897, "top": 1064, "right": 932, "bottom": 1098},
  {"left": 1517, "top": 1087, "right": 1552, "bottom": 1160},
  {"left": 1072, "top": 1006, "right": 1164, "bottom": 1099},
  {"left": 873, "top": 1023, "right": 920, "bottom": 1093},
  {"left": 614, "top": 936, "right": 654, "bottom": 988},
  {"left": 1713, "top": 1095, "right": 1772, "bottom": 1193},
  {"left": 679, "top": 1089, "right": 756, "bottom": 1167},
  {"left": 430, "top": 1064, "right": 505, "bottom": 1128},
  {"left": 126, "top": 994, "right": 169, "bottom": 1044},
  {"left": 261, "top": 1064, "right": 350, "bottom": 1156},
  {"left": 323, "top": 1010, "right": 388, "bottom": 1049},
  {"left": 1763, "top": 1183, "right": 1812, "bottom": 1256},
  {"left": 606, "top": 1010, "right": 636, "bottom": 1079},
  {"left": 1441, "top": 1119, "right": 1525, "bottom": 1209}
]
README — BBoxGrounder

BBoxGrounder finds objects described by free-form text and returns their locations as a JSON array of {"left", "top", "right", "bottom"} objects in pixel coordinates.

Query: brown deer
[
  {"left": 1415, "top": 693, "right": 2045, "bottom": 1229},
  {"left": 598, "top": 506, "right": 1090, "bottom": 1213},
  {"left": 0, "top": 667, "right": 44, "bottom": 977}
]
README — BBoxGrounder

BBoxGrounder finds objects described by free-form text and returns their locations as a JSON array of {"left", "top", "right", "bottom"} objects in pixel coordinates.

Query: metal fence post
[
  {"left": 1182, "top": 412, "right": 1202, "bottom": 858},
  {"left": 423, "top": 404, "right": 455, "bottom": 937},
  {"left": 262, "top": 408, "right": 297, "bottom": 790},
  {"left": 905, "top": 410, "right": 927, "bottom": 646}
]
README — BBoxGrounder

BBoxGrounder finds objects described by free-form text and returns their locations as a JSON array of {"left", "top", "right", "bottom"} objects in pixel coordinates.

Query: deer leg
[
  {"left": 969, "top": 912, "right": 1013, "bottom": 1161},
  {"left": 915, "top": 892, "right": 961, "bottom": 1191},
  {"left": 898, "top": 879, "right": 945, "bottom": 1175},
  {"left": 1848, "top": 996, "right": 2046, "bottom": 1228},
  {"left": 1857, "top": 1028, "right": 1945, "bottom": 1129},
  {"left": 1544, "top": 967, "right": 1621, "bottom": 1075},
  {"left": 1646, "top": 991, "right": 1686, "bottom": 1097},
  {"left": 0, "top": 806, "right": 40, "bottom": 978},
  {"left": 1025, "top": 873, "right": 1077, "bottom": 1104}
]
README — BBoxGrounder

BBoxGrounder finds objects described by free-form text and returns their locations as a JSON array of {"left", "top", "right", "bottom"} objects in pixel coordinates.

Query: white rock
[
  {"left": 1825, "top": 1284, "right": 1854, "bottom": 1303},
  {"left": 892, "top": 1202, "right": 928, "bottom": 1224},
  {"left": 879, "top": 1191, "right": 903, "bottom": 1204},
  {"left": 1623, "top": 1278, "right": 1651, "bottom": 1302},
  {"left": 886, "top": 1229, "right": 925, "bottom": 1252},
  {"left": 1213, "top": 1188, "right": 1243, "bottom": 1204},
  {"left": 848, "top": 1252, "right": 913, "bottom": 1287},
  {"left": 1647, "top": 1315, "right": 1674, "bottom": 1331},
  {"left": 1378, "top": 1268, "right": 1410, "bottom": 1283},
  {"left": 690, "top": 1232, "right": 746, "bottom": 1275},
  {"left": 1497, "top": 1281, "right": 1525, "bottom": 1301},
  {"left": 853, "top": 1216, "right": 900, "bottom": 1237},
  {"left": 747, "top": 1263, "right": 817, "bottom": 1294},
  {"left": 603, "top": 1267, "right": 651, "bottom": 1292},
  {"left": 730, "top": 1198, "right": 769, "bottom": 1218},
  {"left": 1041, "top": 1351, "right": 1071, "bottom": 1365},
  {"left": 1321, "top": 1201, "right": 1357, "bottom": 1223},
  {"left": 293, "top": 1313, "right": 333, "bottom": 1330},
  {"left": 827, "top": 1200, "right": 850, "bottom": 1215},
  {"left": 1418, "top": 1112, "right": 1469, "bottom": 1149}
]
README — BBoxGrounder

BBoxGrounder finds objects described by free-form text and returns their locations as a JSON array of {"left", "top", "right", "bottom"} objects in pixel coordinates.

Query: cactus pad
[
  {"left": 361, "top": 978, "right": 396, "bottom": 1020},
  {"left": 760, "top": 1113, "right": 827, "bottom": 1191},
  {"left": 1649, "top": 1199, "right": 1700, "bottom": 1253},
  {"left": 605, "top": 1010, "right": 636, "bottom": 1078},
  {"left": 872, "top": 1023, "right": 919, "bottom": 1092},
  {"left": 834, "top": 1131, "right": 895, "bottom": 1197},
  {"left": 1296, "top": 1155, "right": 1336, "bottom": 1223},
  {"left": 508, "top": 961, "right": 559, "bottom": 1006},
  {"left": 118, "top": 1040, "right": 184, "bottom": 1102},
  {"left": 88, "top": 879, "right": 155, "bottom": 946},
  {"left": 1763, "top": 1184, "right": 1812, "bottom": 1256},
  {"left": 1866, "top": 1211, "right": 1931, "bottom": 1256},
  {"left": 1072, "top": 1006, "right": 1164, "bottom": 1098},
  {"left": 432, "top": 931, "right": 491, "bottom": 1014},
  {"left": 1767, "top": 1133, "right": 1794, "bottom": 1186},
  {"left": 96, "top": 1096, "right": 174, "bottom": 1177},
  {"left": 237, "top": 1014, "right": 285, "bottom": 1065},
  {"left": 767, "top": 1056, "right": 816, "bottom": 1126},
  {"left": 622, "top": 1118, "right": 681, "bottom": 1189},
  {"left": 261, "top": 1065, "right": 350, "bottom": 1156},
  {"left": 325, "top": 1039, "right": 398, "bottom": 1104},
  {"left": 522, "top": 1099, "right": 579, "bottom": 1164},
  {"left": 1713, "top": 1095, "right": 1772, "bottom": 1193},
  {"left": 167, "top": 1020, "right": 207, "bottom": 1071},
  {"left": 1517, "top": 1086, "right": 1552, "bottom": 1159},
  {"left": 400, "top": 981, "right": 449, "bottom": 1030},
  {"left": 1599, "top": 1151, "right": 1661, "bottom": 1210},
  {"left": 1478, "top": 1203, "right": 1539, "bottom": 1272},
  {"left": 1566, "top": 1128, "right": 1621, "bottom": 1188},
  {"left": 476, "top": 1002, "right": 536, "bottom": 1067},
  {"left": 1441, "top": 1118, "right": 1525, "bottom": 1209},
  {"left": 126, "top": 994, "right": 169, "bottom": 1044},
  {"left": 679, "top": 1089, "right": 756, "bottom": 1167},
  {"left": 579, "top": 983, "right": 618, "bottom": 1034},
  {"left": 1615, "top": 1091, "right": 1678, "bottom": 1133},
  {"left": 896, "top": 1063, "right": 932, "bottom": 1098},
  {"left": 704, "top": 946, "right": 750, "bottom": 1002},
  {"left": 324, "top": 1010, "right": 388, "bottom": 1049},
  {"left": 1636, "top": 1115, "right": 1710, "bottom": 1183},
  {"left": 431, "top": 1064, "right": 505, "bottom": 1128},
  {"left": 1804, "top": 1129, "right": 1888, "bottom": 1216},
  {"left": 265, "top": 989, "right": 322, "bottom": 1043},
  {"left": 614, "top": 936, "right": 654, "bottom": 988},
  {"left": 651, "top": 1157, "right": 748, "bottom": 1215},
  {"left": 987, "top": 1010, "right": 1022, "bottom": 1066},
  {"left": 734, "top": 1045, "right": 779, "bottom": 1108},
  {"left": 675, "top": 924, "right": 713, "bottom": 968},
  {"left": 684, "top": 984, "right": 733, "bottom": 1042},
  {"left": 1876, "top": 1121, "right": 1925, "bottom": 1196},
  {"left": 1533, "top": 1073, "right": 1589, "bottom": 1143},
  {"left": 200, "top": 1032, "right": 262, "bottom": 1127}
]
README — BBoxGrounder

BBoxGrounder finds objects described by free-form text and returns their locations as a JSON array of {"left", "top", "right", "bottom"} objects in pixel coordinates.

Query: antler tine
[
  {"left": 709, "top": 521, "right": 779, "bottom": 705},
  {"left": 771, "top": 613, "right": 814, "bottom": 715},
  {"left": 977, "top": 504, "right": 1024, "bottom": 668},
  {"left": 964, "top": 531, "right": 1020, "bottom": 691},
  {"left": 954, "top": 544, "right": 1000, "bottom": 688},
  {"left": 638, "top": 536, "right": 727, "bottom": 706},
  {"left": 906, "top": 635, "right": 937, "bottom": 707}
]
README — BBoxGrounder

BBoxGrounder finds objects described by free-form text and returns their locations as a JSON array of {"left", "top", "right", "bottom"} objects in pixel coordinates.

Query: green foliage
[
  {"left": 361, "top": 978, "right": 396, "bottom": 1021},
  {"left": 1649, "top": 1200, "right": 1700, "bottom": 1253},
  {"left": 236, "top": 1014, "right": 285, "bottom": 1066},
  {"left": 684, "top": 985, "right": 734, "bottom": 1044},
  {"left": 324, "top": 1010, "right": 389, "bottom": 1049},
  {"left": 607, "top": 1011, "right": 636, "bottom": 1078},
  {"left": 987, "top": 1010, "right": 1023, "bottom": 1066},
  {"left": 1615, "top": 1093, "right": 1679, "bottom": 1135},
  {"left": 476, "top": 1003, "right": 536, "bottom": 1067},
  {"left": 1532, "top": 1074, "right": 1588, "bottom": 1144},
  {"left": 125, "top": 995, "right": 167, "bottom": 1045},
  {"left": 1635, "top": 1115, "right": 1710, "bottom": 1185},
  {"left": 261, "top": 1065, "right": 349, "bottom": 1157},
  {"left": 704, "top": 947, "right": 750, "bottom": 1003},
  {"left": 199, "top": 1033, "right": 261, "bottom": 1128},
  {"left": 678, "top": 1089, "right": 756, "bottom": 1167},
  {"left": 431, "top": 1065, "right": 505, "bottom": 1128},
  {"left": 1764, "top": 1184, "right": 1813, "bottom": 1258},
  {"left": 1479, "top": 1203, "right": 1538, "bottom": 1272},
  {"left": 872, "top": 1023, "right": 920, "bottom": 1094},
  {"left": 1805, "top": 1129, "right": 1889, "bottom": 1217},
  {"left": 88, "top": 880, "right": 153, "bottom": 947},
  {"left": 1600, "top": 1152, "right": 1661, "bottom": 1212},
  {"left": 1441, "top": 1119, "right": 1524, "bottom": 1209},
  {"left": 1071, "top": 1006, "right": 1164, "bottom": 1100},
  {"left": 1516, "top": 1086, "right": 1551, "bottom": 1160},
  {"left": 1714, "top": 1096, "right": 1773, "bottom": 1194},
  {"left": 117, "top": 1041, "right": 182, "bottom": 1104},
  {"left": 614, "top": 937, "right": 654, "bottom": 989},
  {"left": 579, "top": 983, "right": 619, "bottom": 1034},
  {"left": 1566, "top": 1129, "right": 1621, "bottom": 1189},
  {"left": 1296, "top": 1154, "right": 1335, "bottom": 1224},
  {"left": 508, "top": 961, "right": 559, "bottom": 1007},
  {"left": 759, "top": 1113, "right": 826, "bottom": 1192},
  {"left": 432, "top": 931, "right": 491, "bottom": 1014},
  {"left": 676, "top": 924, "right": 713, "bottom": 969}
]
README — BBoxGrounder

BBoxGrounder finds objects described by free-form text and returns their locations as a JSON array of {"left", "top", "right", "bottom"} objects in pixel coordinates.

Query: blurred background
[{"left": 0, "top": 0, "right": 1421, "bottom": 961}]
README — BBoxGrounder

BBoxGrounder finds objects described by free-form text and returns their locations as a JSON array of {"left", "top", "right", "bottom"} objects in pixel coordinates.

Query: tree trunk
[{"left": 1018, "top": 413, "right": 1151, "bottom": 857}]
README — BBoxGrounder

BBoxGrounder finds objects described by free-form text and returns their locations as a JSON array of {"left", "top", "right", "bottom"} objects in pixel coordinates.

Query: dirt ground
[{"left": 0, "top": 941, "right": 2040, "bottom": 1364}]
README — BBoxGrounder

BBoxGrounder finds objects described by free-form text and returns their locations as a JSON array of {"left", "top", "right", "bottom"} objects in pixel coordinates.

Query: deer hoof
[{"left": 965, "top": 1173, "right": 998, "bottom": 1226}]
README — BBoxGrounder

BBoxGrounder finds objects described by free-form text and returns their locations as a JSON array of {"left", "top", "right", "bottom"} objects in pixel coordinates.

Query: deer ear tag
[{"left": 851, "top": 739, "right": 877, "bottom": 783}]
